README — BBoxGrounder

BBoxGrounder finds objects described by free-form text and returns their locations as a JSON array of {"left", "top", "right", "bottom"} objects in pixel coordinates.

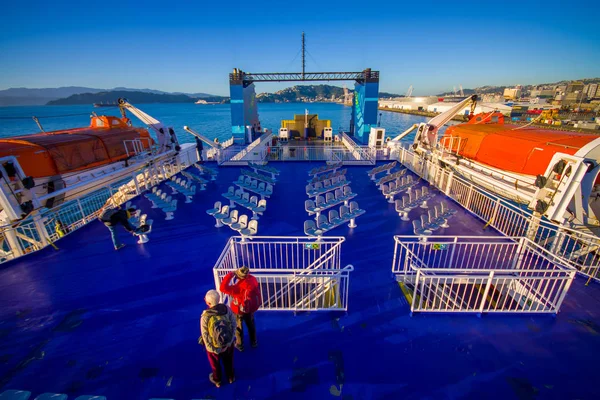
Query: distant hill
[
  {"left": 437, "top": 78, "right": 600, "bottom": 96},
  {"left": 0, "top": 86, "right": 220, "bottom": 106},
  {"left": 256, "top": 85, "right": 402, "bottom": 103},
  {"left": 111, "top": 87, "right": 214, "bottom": 98},
  {"left": 0, "top": 86, "right": 105, "bottom": 106},
  {"left": 47, "top": 91, "right": 228, "bottom": 105},
  {"left": 379, "top": 92, "right": 404, "bottom": 98}
]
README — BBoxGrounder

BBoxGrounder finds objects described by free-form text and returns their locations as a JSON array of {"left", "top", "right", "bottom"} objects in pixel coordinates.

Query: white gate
[
  {"left": 392, "top": 236, "right": 576, "bottom": 314},
  {"left": 213, "top": 236, "right": 353, "bottom": 311}
]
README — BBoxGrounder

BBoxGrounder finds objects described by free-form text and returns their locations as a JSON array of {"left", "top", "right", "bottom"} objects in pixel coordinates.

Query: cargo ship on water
[
  {"left": 1, "top": 68, "right": 600, "bottom": 400},
  {"left": 93, "top": 101, "right": 119, "bottom": 107}
]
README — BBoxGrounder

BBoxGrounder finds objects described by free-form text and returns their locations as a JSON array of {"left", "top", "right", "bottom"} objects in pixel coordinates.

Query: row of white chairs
[
  {"left": 206, "top": 203, "right": 258, "bottom": 236},
  {"left": 305, "top": 186, "right": 356, "bottom": 216},
  {"left": 304, "top": 202, "right": 365, "bottom": 236},
  {"left": 412, "top": 202, "right": 458, "bottom": 236},
  {"left": 0, "top": 390, "right": 106, "bottom": 400},
  {"left": 306, "top": 176, "right": 349, "bottom": 197},
  {"left": 307, "top": 168, "right": 347, "bottom": 184},
  {"left": 376, "top": 168, "right": 406, "bottom": 186},
  {"left": 232, "top": 176, "right": 273, "bottom": 199},
  {"left": 309, "top": 161, "right": 343, "bottom": 176},
  {"left": 222, "top": 190, "right": 268, "bottom": 219},
  {"left": 249, "top": 162, "right": 280, "bottom": 179},
  {"left": 193, "top": 163, "right": 218, "bottom": 181},
  {"left": 381, "top": 176, "right": 417, "bottom": 203},
  {"left": 241, "top": 169, "right": 276, "bottom": 185},
  {"left": 394, "top": 186, "right": 436, "bottom": 220},
  {"left": 181, "top": 170, "right": 208, "bottom": 189},
  {"left": 368, "top": 161, "right": 397, "bottom": 179},
  {"left": 166, "top": 177, "right": 197, "bottom": 203},
  {"left": 144, "top": 187, "right": 178, "bottom": 220}
]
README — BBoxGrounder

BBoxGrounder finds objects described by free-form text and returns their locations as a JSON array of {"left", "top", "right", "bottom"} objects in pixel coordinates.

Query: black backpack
[{"left": 208, "top": 314, "right": 233, "bottom": 348}]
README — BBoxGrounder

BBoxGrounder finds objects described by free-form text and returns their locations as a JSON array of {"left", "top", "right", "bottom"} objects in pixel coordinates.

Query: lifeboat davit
[{"left": 0, "top": 115, "right": 153, "bottom": 178}]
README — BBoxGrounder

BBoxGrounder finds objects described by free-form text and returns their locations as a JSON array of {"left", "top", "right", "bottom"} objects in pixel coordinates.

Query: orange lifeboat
[
  {"left": 0, "top": 115, "right": 153, "bottom": 178},
  {"left": 441, "top": 113, "right": 599, "bottom": 177}
]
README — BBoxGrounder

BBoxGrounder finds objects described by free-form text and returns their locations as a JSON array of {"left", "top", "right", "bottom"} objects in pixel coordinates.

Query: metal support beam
[{"left": 229, "top": 70, "right": 380, "bottom": 85}]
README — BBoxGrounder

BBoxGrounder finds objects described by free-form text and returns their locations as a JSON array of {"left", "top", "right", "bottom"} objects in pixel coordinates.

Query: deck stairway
[{"left": 222, "top": 133, "right": 273, "bottom": 165}]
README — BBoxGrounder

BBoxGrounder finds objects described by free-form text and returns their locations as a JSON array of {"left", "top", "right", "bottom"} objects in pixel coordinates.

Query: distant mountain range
[
  {"left": 0, "top": 84, "right": 402, "bottom": 106},
  {"left": 0, "top": 86, "right": 219, "bottom": 106},
  {"left": 47, "top": 91, "right": 228, "bottom": 106}
]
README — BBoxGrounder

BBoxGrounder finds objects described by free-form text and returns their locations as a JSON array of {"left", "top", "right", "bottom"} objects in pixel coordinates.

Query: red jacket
[{"left": 219, "top": 272, "right": 262, "bottom": 315}]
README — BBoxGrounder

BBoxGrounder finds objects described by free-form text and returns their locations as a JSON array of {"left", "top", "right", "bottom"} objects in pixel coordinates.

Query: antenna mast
[{"left": 302, "top": 32, "right": 306, "bottom": 80}]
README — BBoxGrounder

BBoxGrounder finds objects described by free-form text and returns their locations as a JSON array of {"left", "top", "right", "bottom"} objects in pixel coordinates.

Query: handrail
[{"left": 0, "top": 152, "right": 188, "bottom": 263}]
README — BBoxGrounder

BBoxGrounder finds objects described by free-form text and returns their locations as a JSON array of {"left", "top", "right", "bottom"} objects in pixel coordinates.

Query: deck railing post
[
  {"left": 77, "top": 199, "right": 87, "bottom": 222},
  {"left": 30, "top": 213, "right": 48, "bottom": 248},
  {"left": 512, "top": 237, "right": 527, "bottom": 270},
  {"left": 1, "top": 225, "right": 24, "bottom": 258},
  {"left": 444, "top": 171, "right": 454, "bottom": 195},
  {"left": 132, "top": 173, "right": 140, "bottom": 195},
  {"left": 466, "top": 184, "right": 474, "bottom": 209},
  {"left": 447, "top": 237, "right": 458, "bottom": 268},
  {"left": 479, "top": 271, "right": 495, "bottom": 313},
  {"left": 412, "top": 269, "right": 421, "bottom": 312},
  {"left": 554, "top": 271, "right": 576, "bottom": 313}
]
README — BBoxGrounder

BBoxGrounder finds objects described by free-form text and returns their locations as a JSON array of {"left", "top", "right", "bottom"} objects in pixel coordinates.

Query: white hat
[{"left": 205, "top": 289, "right": 220, "bottom": 307}]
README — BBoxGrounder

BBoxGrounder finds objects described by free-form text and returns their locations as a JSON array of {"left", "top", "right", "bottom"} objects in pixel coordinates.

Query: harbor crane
[{"left": 405, "top": 85, "right": 413, "bottom": 98}]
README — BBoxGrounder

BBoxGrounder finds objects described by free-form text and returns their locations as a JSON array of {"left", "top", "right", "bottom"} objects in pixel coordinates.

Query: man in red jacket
[{"left": 219, "top": 266, "right": 262, "bottom": 351}]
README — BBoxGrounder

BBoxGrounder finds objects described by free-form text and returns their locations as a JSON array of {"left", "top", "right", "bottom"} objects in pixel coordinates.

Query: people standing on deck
[
  {"left": 99, "top": 207, "right": 138, "bottom": 250},
  {"left": 219, "top": 266, "right": 261, "bottom": 351},
  {"left": 199, "top": 289, "right": 236, "bottom": 388},
  {"left": 195, "top": 136, "right": 204, "bottom": 164}
]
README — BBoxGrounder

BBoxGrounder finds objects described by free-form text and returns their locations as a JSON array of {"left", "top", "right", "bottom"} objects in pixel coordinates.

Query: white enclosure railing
[
  {"left": 392, "top": 236, "right": 576, "bottom": 314},
  {"left": 338, "top": 132, "right": 376, "bottom": 165},
  {"left": 395, "top": 146, "right": 600, "bottom": 281},
  {"left": 213, "top": 236, "right": 353, "bottom": 311},
  {"left": 0, "top": 148, "right": 196, "bottom": 264}
]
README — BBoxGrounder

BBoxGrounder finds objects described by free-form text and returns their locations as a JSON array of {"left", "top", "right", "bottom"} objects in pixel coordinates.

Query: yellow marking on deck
[{"left": 398, "top": 282, "right": 412, "bottom": 303}]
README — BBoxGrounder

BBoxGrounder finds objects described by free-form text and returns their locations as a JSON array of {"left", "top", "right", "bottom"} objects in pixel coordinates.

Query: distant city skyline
[{"left": 2, "top": 0, "right": 599, "bottom": 97}]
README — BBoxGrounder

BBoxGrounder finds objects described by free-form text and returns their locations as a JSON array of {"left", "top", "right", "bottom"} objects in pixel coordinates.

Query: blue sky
[{"left": 1, "top": 0, "right": 599, "bottom": 96}]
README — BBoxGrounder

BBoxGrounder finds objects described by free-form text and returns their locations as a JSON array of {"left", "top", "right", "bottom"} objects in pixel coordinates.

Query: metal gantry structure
[
  {"left": 228, "top": 33, "right": 380, "bottom": 145},
  {"left": 229, "top": 70, "right": 380, "bottom": 86}
]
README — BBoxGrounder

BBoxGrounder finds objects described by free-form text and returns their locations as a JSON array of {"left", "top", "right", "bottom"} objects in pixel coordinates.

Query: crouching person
[
  {"left": 100, "top": 207, "right": 138, "bottom": 250},
  {"left": 199, "top": 289, "right": 236, "bottom": 388},
  {"left": 219, "top": 266, "right": 262, "bottom": 351}
]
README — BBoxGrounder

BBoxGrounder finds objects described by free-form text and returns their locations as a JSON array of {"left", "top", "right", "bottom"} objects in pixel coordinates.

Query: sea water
[{"left": 0, "top": 102, "right": 427, "bottom": 144}]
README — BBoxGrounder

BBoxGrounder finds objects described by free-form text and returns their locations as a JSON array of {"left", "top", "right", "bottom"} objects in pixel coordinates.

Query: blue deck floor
[{"left": 1, "top": 162, "right": 600, "bottom": 400}]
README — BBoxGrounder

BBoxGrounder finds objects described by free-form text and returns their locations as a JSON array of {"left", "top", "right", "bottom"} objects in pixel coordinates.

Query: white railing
[
  {"left": 0, "top": 152, "right": 192, "bottom": 264},
  {"left": 338, "top": 132, "right": 376, "bottom": 165},
  {"left": 264, "top": 146, "right": 335, "bottom": 162},
  {"left": 395, "top": 146, "right": 600, "bottom": 281},
  {"left": 213, "top": 236, "right": 353, "bottom": 311},
  {"left": 392, "top": 236, "right": 576, "bottom": 314},
  {"left": 216, "top": 136, "right": 378, "bottom": 165},
  {"left": 225, "top": 133, "right": 273, "bottom": 164}
]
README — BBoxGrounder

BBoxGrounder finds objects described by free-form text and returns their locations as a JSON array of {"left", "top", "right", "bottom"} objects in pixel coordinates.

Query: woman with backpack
[
  {"left": 219, "top": 266, "right": 262, "bottom": 351},
  {"left": 199, "top": 289, "right": 236, "bottom": 388}
]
